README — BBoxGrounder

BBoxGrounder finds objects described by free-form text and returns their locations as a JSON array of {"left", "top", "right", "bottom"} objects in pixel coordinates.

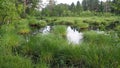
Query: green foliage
[
  {"left": 36, "top": 61, "right": 49, "bottom": 68},
  {"left": 112, "top": 0, "right": 120, "bottom": 14},
  {"left": 41, "top": 0, "right": 118, "bottom": 17},
  {"left": 0, "top": 24, "right": 24, "bottom": 47},
  {"left": 53, "top": 19, "right": 74, "bottom": 26},
  {"left": 114, "top": 25, "right": 120, "bottom": 37},
  {"left": 29, "top": 18, "right": 47, "bottom": 28},
  {"left": 0, "top": 55, "right": 33, "bottom": 68},
  {"left": 83, "top": 31, "right": 116, "bottom": 45},
  {"left": 75, "top": 20, "right": 89, "bottom": 29},
  {"left": 29, "top": 18, "right": 38, "bottom": 25},
  {"left": 17, "top": 34, "right": 68, "bottom": 63},
  {"left": 16, "top": 19, "right": 31, "bottom": 34},
  {"left": 79, "top": 11, "right": 95, "bottom": 16},
  {"left": 52, "top": 25, "right": 67, "bottom": 37},
  {"left": 16, "top": 31, "right": 120, "bottom": 68},
  {"left": 1, "top": 33, "right": 23, "bottom": 47},
  {"left": 48, "top": 16, "right": 119, "bottom": 31},
  {"left": 0, "top": 0, "right": 18, "bottom": 23},
  {"left": 38, "top": 20, "right": 47, "bottom": 28}
]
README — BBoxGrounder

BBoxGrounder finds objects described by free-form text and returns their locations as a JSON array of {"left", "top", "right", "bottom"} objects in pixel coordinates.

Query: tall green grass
[
  {"left": 52, "top": 25, "right": 67, "bottom": 37},
  {"left": 0, "top": 16, "right": 120, "bottom": 68},
  {"left": 14, "top": 30, "right": 120, "bottom": 68},
  {"left": 0, "top": 55, "right": 33, "bottom": 68}
]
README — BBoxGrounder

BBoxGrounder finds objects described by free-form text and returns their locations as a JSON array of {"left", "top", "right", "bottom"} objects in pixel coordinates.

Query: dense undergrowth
[{"left": 0, "top": 16, "right": 120, "bottom": 68}]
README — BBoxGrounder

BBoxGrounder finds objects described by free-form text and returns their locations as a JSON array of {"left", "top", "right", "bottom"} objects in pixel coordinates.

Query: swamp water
[
  {"left": 42, "top": 26, "right": 83, "bottom": 44},
  {"left": 67, "top": 26, "right": 83, "bottom": 44}
]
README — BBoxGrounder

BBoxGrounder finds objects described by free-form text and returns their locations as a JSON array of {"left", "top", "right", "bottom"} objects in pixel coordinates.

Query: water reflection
[
  {"left": 67, "top": 26, "right": 83, "bottom": 44},
  {"left": 42, "top": 26, "right": 83, "bottom": 44},
  {"left": 42, "top": 26, "right": 51, "bottom": 34}
]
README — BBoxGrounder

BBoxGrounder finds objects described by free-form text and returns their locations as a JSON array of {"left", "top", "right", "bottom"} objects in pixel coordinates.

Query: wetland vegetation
[{"left": 0, "top": 0, "right": 120, "bottom": 68}]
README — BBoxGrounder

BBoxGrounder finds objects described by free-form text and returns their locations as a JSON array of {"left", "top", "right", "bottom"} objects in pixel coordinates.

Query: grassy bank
[{"left": 0, "top": 16, "right": 120, "bottom": 68}]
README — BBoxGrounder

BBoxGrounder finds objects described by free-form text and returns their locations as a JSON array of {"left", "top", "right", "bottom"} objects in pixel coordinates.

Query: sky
[
  {"left": 43, "top": 0, "right": 107, "bottom": 5},
  {"left": 56, "top": 0, "right": 106, "bottom": 4}
]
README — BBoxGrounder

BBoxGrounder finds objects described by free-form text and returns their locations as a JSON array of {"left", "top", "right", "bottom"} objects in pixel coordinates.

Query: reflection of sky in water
[
  {"left": 42, "top": 26, "right": 51, "bottom": 34},
  {"left": 67, "top": 26, "right": 83, "bottom": 44},
  {"left": 42, "top": 26, "right": 83, "bottom": 44}
]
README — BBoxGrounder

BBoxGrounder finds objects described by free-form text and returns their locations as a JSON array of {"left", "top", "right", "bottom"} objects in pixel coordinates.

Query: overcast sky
[{"left": 43, "top": 0, "right": 106, "bottom": 5}]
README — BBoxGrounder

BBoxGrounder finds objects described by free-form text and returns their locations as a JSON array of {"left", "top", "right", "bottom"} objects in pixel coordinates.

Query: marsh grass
[
  {"left": 15, "top": 19, "right": 31, "bottom": 34},
  {"left": 83, "top": 31, "right": 116, "bottom": 45},
  {"left": 52, "top": 25, "right": 67, "bottom": 37},
  {"left": 0, "top": 55, "right": 33, "bottom": 68},
  {"left": 46, "top": 16, "right": 120, "bottom": 31},
  {"left": 0, "top": 16, "right": 120, "bottom": 68},
  {"left": 15, "top": 29, "right": 120, "bottom": 68}
]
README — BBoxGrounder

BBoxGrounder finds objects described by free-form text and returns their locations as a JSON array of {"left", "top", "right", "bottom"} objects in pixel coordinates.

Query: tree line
[
  {"left": 0, "top": 0, "right": 42, "bottom": 24},
  {"left": 41, "top": 0, "right": 120, "bottom": 16},
  {"left": 0, "top": 0, "right": 120, "bottom": 24}
]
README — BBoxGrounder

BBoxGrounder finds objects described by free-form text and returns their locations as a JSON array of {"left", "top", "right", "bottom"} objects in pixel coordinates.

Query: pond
[
  {"left": 67, "top": 26, "right": 83, "bottom": 44},
  {"left": 42, "top": 26, "right": 83, "bottom": 44}
]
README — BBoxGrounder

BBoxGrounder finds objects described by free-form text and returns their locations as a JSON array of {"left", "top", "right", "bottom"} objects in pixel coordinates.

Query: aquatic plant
[{"left": 52, "top": 25, "right": 67, "bottom": 37}]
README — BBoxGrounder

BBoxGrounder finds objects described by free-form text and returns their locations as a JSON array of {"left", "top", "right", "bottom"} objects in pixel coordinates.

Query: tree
[
  {"left": 54, "top": 4, "right": 70, "bottom": 16},
  {"left": 0, "top": 0, "right": 18, "bottom": 24},
  {"left": 104, "top": 0, "right": 111, "bottom": 12},
  {"left": 112, "top": 0, "right": 120, "bottom": 14},
  {"left": 82, "top": 0, "right": 99, "bottom": 11},
  {"left": 69, "top": 2, "right": 76, "bottom": 13},
  {"left": 82, "top": 0, "right": 89, "bottom": 11},
  {"left": 99, "top": 1, "right": 104, "bottom": 13},
  {"left": 26, "top": 0, "right": 43, "bottom": 15},
  {"left": 76, "top": 1, "right": 83, "bottom": 15},
  {"left": 47, "top": 0, "right": 56, "bottom": 16},
  {"left": 41, "top": 3, "right": 71, "bottom": 16},
  {"left": 15, "top": 0, "right": 43, "bottom": 17}
]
